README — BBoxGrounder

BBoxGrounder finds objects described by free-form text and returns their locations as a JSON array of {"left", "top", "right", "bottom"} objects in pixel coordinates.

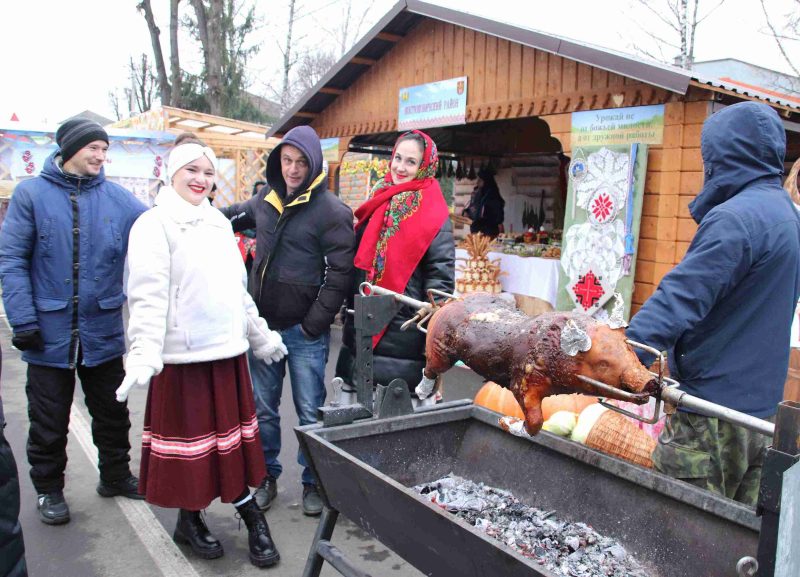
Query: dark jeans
[{"left": 26, "top": 357, "right": 132, "bottom": 493}]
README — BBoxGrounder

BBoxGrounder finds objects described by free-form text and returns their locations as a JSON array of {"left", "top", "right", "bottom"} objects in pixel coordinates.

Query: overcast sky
[{"left": 1, "top": 0, "right": 797, "bottom": 126}]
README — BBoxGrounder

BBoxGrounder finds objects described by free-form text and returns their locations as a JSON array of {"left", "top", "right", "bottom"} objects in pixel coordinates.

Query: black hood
[{"left": 266, "top": 125, "right": 325, "bottom": 200}]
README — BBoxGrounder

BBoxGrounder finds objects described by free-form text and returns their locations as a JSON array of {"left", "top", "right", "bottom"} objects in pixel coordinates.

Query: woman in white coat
[{"left": 117, "top": 142, "right": 286, "bottom": 568}]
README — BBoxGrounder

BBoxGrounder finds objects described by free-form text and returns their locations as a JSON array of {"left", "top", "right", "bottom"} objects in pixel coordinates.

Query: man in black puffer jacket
[
  {"left": 221, "top": 126, "right": 354, "bottom": 516},
  {"left": 1, "top": 345, "right": 28, "bottom": 577}
]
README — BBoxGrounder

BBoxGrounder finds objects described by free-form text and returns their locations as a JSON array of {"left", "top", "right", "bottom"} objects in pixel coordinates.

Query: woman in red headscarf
[{"left": 335, "top": 130, "right": 455, "bottom": 402}]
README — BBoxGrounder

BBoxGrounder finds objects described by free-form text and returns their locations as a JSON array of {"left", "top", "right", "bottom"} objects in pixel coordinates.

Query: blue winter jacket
[
  {"left": 0, "top": 153, "right": 146, "bottom": 368},
  {"left": 627, "top": 101, "right": 800, "bottom": 418}
]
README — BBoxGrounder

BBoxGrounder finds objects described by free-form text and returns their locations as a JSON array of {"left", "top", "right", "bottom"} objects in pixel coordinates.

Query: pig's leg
[
  {"left": 423, "top": 328, "right": 456, "bottom": 380},
  {"left": 512, "top": 377, "right": 548, "bottom": 435}
]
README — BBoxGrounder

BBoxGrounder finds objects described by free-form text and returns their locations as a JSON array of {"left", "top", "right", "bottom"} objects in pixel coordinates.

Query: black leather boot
[
  {"left": 236, "top": 498, "right": 280, "bottom": 567},
  {"left": 173, "top": 509, "right": 224, "bottom": 559}
]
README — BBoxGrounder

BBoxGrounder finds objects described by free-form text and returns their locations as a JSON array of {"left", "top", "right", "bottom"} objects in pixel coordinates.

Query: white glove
[
  {"left": 116, "top": 366, "right": 155, "bottom": 402},
  {"left": 415, "top": 369, "right": 437, "bottom": 400},
  {"left": 252, "top": 330, "right": 288, "bottom": 364}
]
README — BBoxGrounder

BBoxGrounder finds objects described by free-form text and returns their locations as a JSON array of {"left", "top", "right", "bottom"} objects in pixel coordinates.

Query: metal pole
[
  {"left": 660, "top": 387, "right": 776, "bottom": 438},
  {"left": 756, "top": 401, "right": 800, "bottom": 577},
  {"left": 360, "top": 282, "right": 430, "bottom": 311},
  {"left": 302, "top": 507, "right": 340, "bottom": 577},
  {"left": 317, "top": 541, "right": 374, "bottom": 577}
]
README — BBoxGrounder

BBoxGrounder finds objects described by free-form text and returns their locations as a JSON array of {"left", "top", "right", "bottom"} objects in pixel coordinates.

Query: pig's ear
[{"left": 561, "top": 319, "right": 592, "bottom": 356}]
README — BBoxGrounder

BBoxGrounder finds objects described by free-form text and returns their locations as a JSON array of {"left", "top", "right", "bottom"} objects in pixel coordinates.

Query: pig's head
[{"left": 571, "top": 323, "right": 659, "bottom": 401}]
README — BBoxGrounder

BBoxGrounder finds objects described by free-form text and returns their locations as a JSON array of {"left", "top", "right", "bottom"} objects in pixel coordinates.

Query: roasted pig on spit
[{"left": 423, "top": 294, "right": 658, "bottom": 435}]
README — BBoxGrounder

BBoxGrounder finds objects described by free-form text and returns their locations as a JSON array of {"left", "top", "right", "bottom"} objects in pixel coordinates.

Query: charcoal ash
[{"left": 414, "top": 474, "right": 652, "bottom": 577}]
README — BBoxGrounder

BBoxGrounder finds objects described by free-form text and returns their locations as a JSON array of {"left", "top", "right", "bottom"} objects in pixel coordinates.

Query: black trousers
[{"left": 25, "top": 356, "right": 132, "bottom": 493}]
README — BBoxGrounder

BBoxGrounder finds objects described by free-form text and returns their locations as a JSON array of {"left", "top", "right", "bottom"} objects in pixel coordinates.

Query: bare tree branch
[
  {"left": 760, "top": 0, "right": 800, "bottom": 77},
  {"left": 281, "top": 0, "right": 298, "bottom": 112},
  {"left": 696, "top": 0, "right": 726, "bottom": 24},
  {"left": 137, "top": 0, "right": 171, "bottom": 105},
  {"left": 633, "top": 0, "right": 682, "bottom": 33},
  {"left": 169, "top": 0, "right": 182, "bottom": 107}
]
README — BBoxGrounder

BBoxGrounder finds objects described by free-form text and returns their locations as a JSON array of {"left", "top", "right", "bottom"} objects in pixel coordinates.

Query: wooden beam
[
  {"left": 319, "top": 87, "right": 345, "bottom": 95},
  {"left": 376, "top": 32, "right": 403, "bottom": 42},
  {"left": 294, "top": 111, "right": 319, "bottom": 118},
  {"left": 351, "top": 57, "right": 377, "bottom": 66},
  {"left": 161, "top": 106, "right": 268, "bottom": 134}
]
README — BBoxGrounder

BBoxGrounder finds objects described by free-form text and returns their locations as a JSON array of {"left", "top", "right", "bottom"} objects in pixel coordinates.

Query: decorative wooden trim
[
  {"left": 311, "top": 85, "right": 673, "bottom": 138},
  {"left": 319, "top": 87, "right": 345, "bottom": 95},
  {"left": 294, "top": 111, "right": 319, "bottom": 119},
  {"left": 351, "top": 57, "right": 377, "bottom": 66}
]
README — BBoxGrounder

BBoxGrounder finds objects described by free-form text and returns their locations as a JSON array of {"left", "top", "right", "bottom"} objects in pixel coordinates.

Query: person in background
[
  {"left": 117, "top": 143, "right": 286, "bottom": 567},
  {"left": 785, "top": 157, "right": 800, "bottom": 208},
  {"left": 237, "top": 181, "right": 266, "bottom": 277},
  {"left": 1, "top": 345, "right": 28, "bottom": 577},
  {"left": 626, "top": 102, "right": 800, "bottom": 506},
  {"left": 221, "top": 126, "right": 354, "bottom": 517},
  {"left": 0, "top": 119, "right": 146, "bottom": 526},
  {"left": 463, "top": 167, "right": 505, "bottom": 238},
  {"left": 336, "top": 129, "right": 455, "bottom": 404}
]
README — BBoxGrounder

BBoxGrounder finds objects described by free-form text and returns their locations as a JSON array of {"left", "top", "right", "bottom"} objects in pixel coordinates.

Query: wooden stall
[
  {"left": 111, "top": 106, "right": 280, "bottom": 205},
  {"left": 267, "top": 0, "right": 800, "bottom": 318},
  {"left": 0, "top": 124, "right": 176, "bottom": 208}
]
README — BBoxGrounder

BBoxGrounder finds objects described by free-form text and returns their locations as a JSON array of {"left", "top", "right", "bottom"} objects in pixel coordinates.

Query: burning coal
[{"left": 414, "top": 475, "right": 652, "bottom": 577}]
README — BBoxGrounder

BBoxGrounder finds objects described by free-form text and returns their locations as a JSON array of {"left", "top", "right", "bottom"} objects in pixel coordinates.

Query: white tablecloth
[{"left": 455, "top": 248, "right": 561, "bottom": 306}]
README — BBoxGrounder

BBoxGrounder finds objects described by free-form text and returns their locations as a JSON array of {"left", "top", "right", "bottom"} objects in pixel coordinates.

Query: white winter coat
[{"left": 125, "top": 186, "right": 276, "bottom": 374}]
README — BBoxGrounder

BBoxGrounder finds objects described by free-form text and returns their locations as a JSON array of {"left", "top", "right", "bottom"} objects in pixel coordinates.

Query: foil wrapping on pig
[
  {"left": 593, "top": 293, "right": 628, "bottom": 330},
  {"left": 414, "top": 474, "right": 652, "bottom": 577},
  {"left": 560, "top": 319, "right": 593, "bottom": 356}
]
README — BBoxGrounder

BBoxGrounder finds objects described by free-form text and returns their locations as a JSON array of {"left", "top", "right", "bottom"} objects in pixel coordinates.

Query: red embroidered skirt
[{"left": 138, "top": 354, "right": 266, "bottom": 510}]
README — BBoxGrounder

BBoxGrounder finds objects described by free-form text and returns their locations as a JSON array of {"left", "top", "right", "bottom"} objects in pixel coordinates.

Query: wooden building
[{"left": 267, "top": 0, "right": 800, "bottom": 317}]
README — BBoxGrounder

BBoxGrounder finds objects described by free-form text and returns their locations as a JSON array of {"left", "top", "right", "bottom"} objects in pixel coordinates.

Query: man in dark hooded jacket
[
  {"left": 626, "top": 101, "right": 800, "bottom": 505},
  {"left": 221, "top": 126, "right": 355, "bottom": 516}
]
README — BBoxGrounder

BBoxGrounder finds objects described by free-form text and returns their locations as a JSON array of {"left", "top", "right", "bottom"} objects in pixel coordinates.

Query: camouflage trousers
[{"left": 653, "top": 411, "right": 774, "bottom": 506}]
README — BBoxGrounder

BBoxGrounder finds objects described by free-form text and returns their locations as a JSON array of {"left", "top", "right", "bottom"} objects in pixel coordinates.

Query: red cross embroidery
[
  {"left": 591, "top": 193, "right": 613, "bottom": 222},
  {"left": 573, "top": 271, "right": 605, "bottom": 310}
]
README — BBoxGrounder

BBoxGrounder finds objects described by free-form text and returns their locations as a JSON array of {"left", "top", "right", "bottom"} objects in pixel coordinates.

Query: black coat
[
  {"left": 221, "top": 127, "right": 355, "bottom": 337},
  {"left": 337, "top": 218, "right": 455, "bottom": 391},
  {"left": 0, "top": 348, "right": 28, "bottom": 577},
  {"left": 467, "top": 187, "right": 505, "bottom": 237}
]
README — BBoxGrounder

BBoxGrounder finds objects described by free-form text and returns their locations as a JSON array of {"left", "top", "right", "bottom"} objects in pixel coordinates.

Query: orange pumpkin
[
  {"left": 474, "top": 381, "right": 524, "bottom": 419},
  {"left": 541, "top": 394, "right": 599, "bottom": 421}
]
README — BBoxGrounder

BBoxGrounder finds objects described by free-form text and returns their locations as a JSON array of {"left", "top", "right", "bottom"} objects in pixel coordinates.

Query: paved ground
[{"left": 0, "top": 311, "right": 484, "bottom": 577}]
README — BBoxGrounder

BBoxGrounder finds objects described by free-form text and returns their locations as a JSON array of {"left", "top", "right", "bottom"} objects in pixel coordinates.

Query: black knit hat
[{"left": 56, "top": 119, "right": 109, "bottom": 163}]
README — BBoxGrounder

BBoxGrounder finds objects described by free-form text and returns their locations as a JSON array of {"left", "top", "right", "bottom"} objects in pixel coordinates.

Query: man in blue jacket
[
  {"left": 627, "top": 101, "right": 800, "bottom": 505},
  {"left": 0, "top": 119, "right": 147, "bottom": 525}
]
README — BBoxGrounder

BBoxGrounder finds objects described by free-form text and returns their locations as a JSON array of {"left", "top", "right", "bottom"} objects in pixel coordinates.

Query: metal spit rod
[
  {"left": 359, "top": 282, "right": 436, "bottom": 310},
  {"left": 660, "top": 386, "right": 775, "bottom": 437}
]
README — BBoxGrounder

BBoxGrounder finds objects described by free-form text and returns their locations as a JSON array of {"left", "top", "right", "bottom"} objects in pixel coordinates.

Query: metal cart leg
[
  {"left": 302, "top": 506, "right": 340, "bottom": 577},
  {"left": 756, "top": 401, "right": 800, "bottom": 577}
]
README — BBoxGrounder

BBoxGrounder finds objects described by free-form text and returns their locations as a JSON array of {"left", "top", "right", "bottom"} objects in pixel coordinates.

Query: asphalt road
[{"left": 0, "top": 312, "right": 485, "bottom": 577}]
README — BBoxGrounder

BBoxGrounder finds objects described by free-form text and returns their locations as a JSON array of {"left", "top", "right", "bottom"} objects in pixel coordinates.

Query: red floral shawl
[{"left": 354, "top": 130, "right": 449, "bottom": 346}]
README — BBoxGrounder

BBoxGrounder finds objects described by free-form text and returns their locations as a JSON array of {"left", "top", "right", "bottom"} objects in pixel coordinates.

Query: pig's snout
[{"left": 620, "top": 366, "right": 659, "bottom": 395}]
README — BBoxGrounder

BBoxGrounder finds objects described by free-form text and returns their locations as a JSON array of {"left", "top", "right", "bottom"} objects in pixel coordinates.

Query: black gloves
[{"left": 12, "top": 330, "right": 44, "bottom": 352}]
